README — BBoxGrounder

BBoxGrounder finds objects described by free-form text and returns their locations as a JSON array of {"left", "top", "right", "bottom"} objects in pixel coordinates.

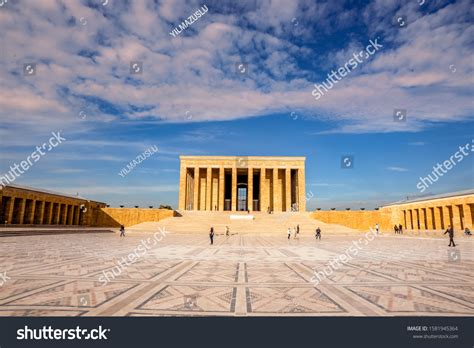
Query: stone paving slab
[{"left": 0, "top": 232, "right": 473, "bottom": 317}]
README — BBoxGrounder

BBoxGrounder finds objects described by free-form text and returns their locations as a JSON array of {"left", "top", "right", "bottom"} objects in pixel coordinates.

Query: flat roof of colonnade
[
  {"left": 382, "top": 189, "right": 474, "bottom": 207},
  {"left": 180, "top": 156, "right": 306, "bottom": 161},
  {"left": 1, "top": 183, "right": 106, "bottom": 204}
]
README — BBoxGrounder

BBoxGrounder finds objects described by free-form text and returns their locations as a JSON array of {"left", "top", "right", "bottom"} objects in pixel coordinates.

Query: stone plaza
[
  {"left": 0, "top": 156, "right": 473, "bottom": 317},
  {"left": 0, "top": 224, "right": 473, "bottom": 317}
]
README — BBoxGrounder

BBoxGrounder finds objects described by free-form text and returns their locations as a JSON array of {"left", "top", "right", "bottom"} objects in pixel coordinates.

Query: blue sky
[{"left": 0, "top": 0, "right": 473, "bottom": 209}]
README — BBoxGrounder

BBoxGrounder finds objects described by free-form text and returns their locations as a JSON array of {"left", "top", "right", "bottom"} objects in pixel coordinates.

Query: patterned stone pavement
[{"left": 0, "top": 231, "right": 473, "bottom": 317}]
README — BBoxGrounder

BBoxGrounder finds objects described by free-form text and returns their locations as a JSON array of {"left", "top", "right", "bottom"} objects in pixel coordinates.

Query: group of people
[
  {"left": 287, "top": 225, "right": 300, "bottom": 239},
  {"left": 393, "top": 224, "right": 403, "bottom": 234},
  {"left": 286, "top": 225, "right": 322, "bottom": 240},
  {"left": 208, "top": 226, "right": 231, "bottom": 245}
]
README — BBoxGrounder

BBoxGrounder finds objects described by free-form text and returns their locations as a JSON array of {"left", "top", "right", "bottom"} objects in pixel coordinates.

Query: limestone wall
[
  {"left": 95, "top": 208, "right": 175, "bottom": 227},
  {"left": 311, "top": 192, "right": 473, "bottom": 232},
  {"left": 311, "top": 210, "right": 392, "bottom": 231},
  {"left": 0, "top": 184, "right": 106, "bottom": 226},
  {"left": 179, "top": 156, "right": 306, "bottom": 212}
]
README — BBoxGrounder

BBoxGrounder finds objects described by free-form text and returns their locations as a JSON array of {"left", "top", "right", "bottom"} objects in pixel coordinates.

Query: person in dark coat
[
  {"left": 394, "top": 225, "right": 399, "bottom": 234},
  {"left": 315, "top": 227, "right": 321, "bottom": 240},
  {"left": 398, "top": 224, "right": 403, "bottom": 234},
  {"left": 120, "top": 225, "right": 125, "bottom": 237},
  {"left": 209, "top": 227, "right": 214, "bottom": 245},
  {"left": 444, "top": 225, "right": 455, "bottom": 247}
]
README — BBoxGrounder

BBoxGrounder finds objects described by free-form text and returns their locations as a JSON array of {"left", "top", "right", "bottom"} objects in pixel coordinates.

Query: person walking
[
  {"left": 444, "top": 225, "right": 455, "bottom": 247},
  {"left": 394, "top": 224, "right": 399, "bottom": 234},
  {"left": 119, "top": 224, "right": 125, "bottom": 237},
  {"left": 287, "top": 228, "right": 291, "bottom": 240},
  {"left": 315, "top": 227, "right": 321, "bottom": 240},
  {"left": 225, "top": 225, "right": 230, "bottom": 237},
  {"left": 209, "top": 227, "right": 215, "bottom": 245},
  {"left": 293, "top": 227, "right": 298, "bottom": 239},
  {"left": 296, "top": 224, "right": 300, "bottom": 235},
  {"left": 398, "top": 224, "right": 403, "bottom": 234}
]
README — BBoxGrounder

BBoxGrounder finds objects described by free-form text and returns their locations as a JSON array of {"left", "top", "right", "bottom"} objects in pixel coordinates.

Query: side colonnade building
[
  {"left": 0, "top": 184, "right": 105, "bottom": 226},
  {"left": 385, "top": 189, "right": 473, "bottom": 232}
]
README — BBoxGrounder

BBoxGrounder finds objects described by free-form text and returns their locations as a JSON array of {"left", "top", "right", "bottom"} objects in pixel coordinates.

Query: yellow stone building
[
  {"left": 313, "top": 189, "right": 474, "bottom": 232},
  {"left": 178, "top": 156, "right": 306, "bottom": 212},
  {"left": 386, "top": 189, "right": 473, "bottom": 231},
  {"left": 1, "top": 161, "right": 472, "bottom": 233},
  {"left": 0, "top": 184, "right": 106, "bottom": 226}
]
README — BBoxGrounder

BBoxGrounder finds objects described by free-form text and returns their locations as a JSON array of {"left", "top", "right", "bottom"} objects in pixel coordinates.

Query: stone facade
[
  {"left": 0, "top": 184, "right": 106, "bottom": 226},
  {"left": 312, "top": 190, "right": 474, "bottom": 232},
  {"left": 178, "top": 156, "right": 306, "bottom": 212},
  {"left": 95, "top": 208, "right": 175, "bottom": 227},
  {"left": 385, "top": 190, "right": 473, "bottom": 232}
]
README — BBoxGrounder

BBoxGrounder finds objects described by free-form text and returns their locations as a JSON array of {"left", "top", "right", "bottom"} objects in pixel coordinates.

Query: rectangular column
[
  {"left": 74, "top": 206, "right": 80, "bottom": 225},
  {"left": 260, "top": 168, "right": 268, "bottom": 212},
  {"left": 420, "top": 208, "right": 427, "bottom": 230},
  {"left": 61, "top": 204, "right": 67, "bottom": 224},
  {"left": 297, "top": 168, "right": 306, "bottom": 212},
  {"left": 18, "top": 198, "right": 26, "bottom": 224},
  {"left": 6, "top": 197, "right": 14, "bottom": 224},
  {"left": 68, "top": 204, "right": 74, "bottom": 225},
  {"left": 443, "top": 205, "right": 452, "bottom": 229},
  {"left": 272, "top": 168, "right": 279, "bottom": 212},
  {"left": 54, "top": 203, "right": 60, "bottom": 224},
  {"left": 193, "top": 167, "right": 200, "bottom": 211},
  {"left": 218, "top": 167, "right": 224, "bottom": 211},
  {"left": 27, "top": 200, "right": 36, "bottom": 225},
  {"left": 463, "top": 204, "right": 473, "bottom": 229},
  {"left": 285, "top": 168, "right": 291, "bottom": 212},
  {"left": 178, "top": 165, "right": 187, "bottom": 210},
  {"left": 38, "top": 201, "right": 45, "bottom": 225},
  {"left": 426, "top": 207, "right": 434, "bottom": 229},
  {"left": 46, "top": 203, "right": 53, "bottom": 224},
  {"left": 452, "top": 205, "right": 462, "bottom": 231},
  {"left": 206, "top": 167, "right": 212, "bottom": 211},
  {"left": 231, "top": 167, "right": 237, "bottom": 211},
  {"left": 247, "top": 167, "right": 253, "bottom": 211},
  {"left": 434, "top": 207, "right": 443, "bottom": 230}
]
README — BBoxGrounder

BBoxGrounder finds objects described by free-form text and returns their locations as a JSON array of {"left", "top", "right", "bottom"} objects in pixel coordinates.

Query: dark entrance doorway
[{"left": 237, "top": 185, "right": 247, "bottom": 211}]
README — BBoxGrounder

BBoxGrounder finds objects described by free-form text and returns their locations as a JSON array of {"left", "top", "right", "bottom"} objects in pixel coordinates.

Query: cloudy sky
[{"left": 0, "top": 0, "right": 472, "bottom": 209}]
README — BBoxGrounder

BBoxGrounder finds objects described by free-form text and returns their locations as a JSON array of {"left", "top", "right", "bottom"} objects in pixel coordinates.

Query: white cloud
[
  {"left": 386, "top": 166, "right": 409, "bottom": 172},
  {"left": 0, "top": 0, "right": 472, "bottom": 138}
]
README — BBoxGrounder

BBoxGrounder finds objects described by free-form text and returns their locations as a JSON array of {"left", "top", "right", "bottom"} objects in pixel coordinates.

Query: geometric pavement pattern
[{"left": 0, "top": 231, "right": 473, "bottom": 317}]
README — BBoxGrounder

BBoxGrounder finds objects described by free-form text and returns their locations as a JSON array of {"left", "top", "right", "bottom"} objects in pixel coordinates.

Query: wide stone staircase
[{"left": 129, "top": 210, "right": 360, "bottom": 235}]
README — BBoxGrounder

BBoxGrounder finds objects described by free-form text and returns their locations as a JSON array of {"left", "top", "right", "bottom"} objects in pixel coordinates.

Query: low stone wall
[
  {"left": 311, "top": 210, "right": 392, "bottom": 232},
  {"left": 95, "top": 208, "right": 175, "bottom": 227}
]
